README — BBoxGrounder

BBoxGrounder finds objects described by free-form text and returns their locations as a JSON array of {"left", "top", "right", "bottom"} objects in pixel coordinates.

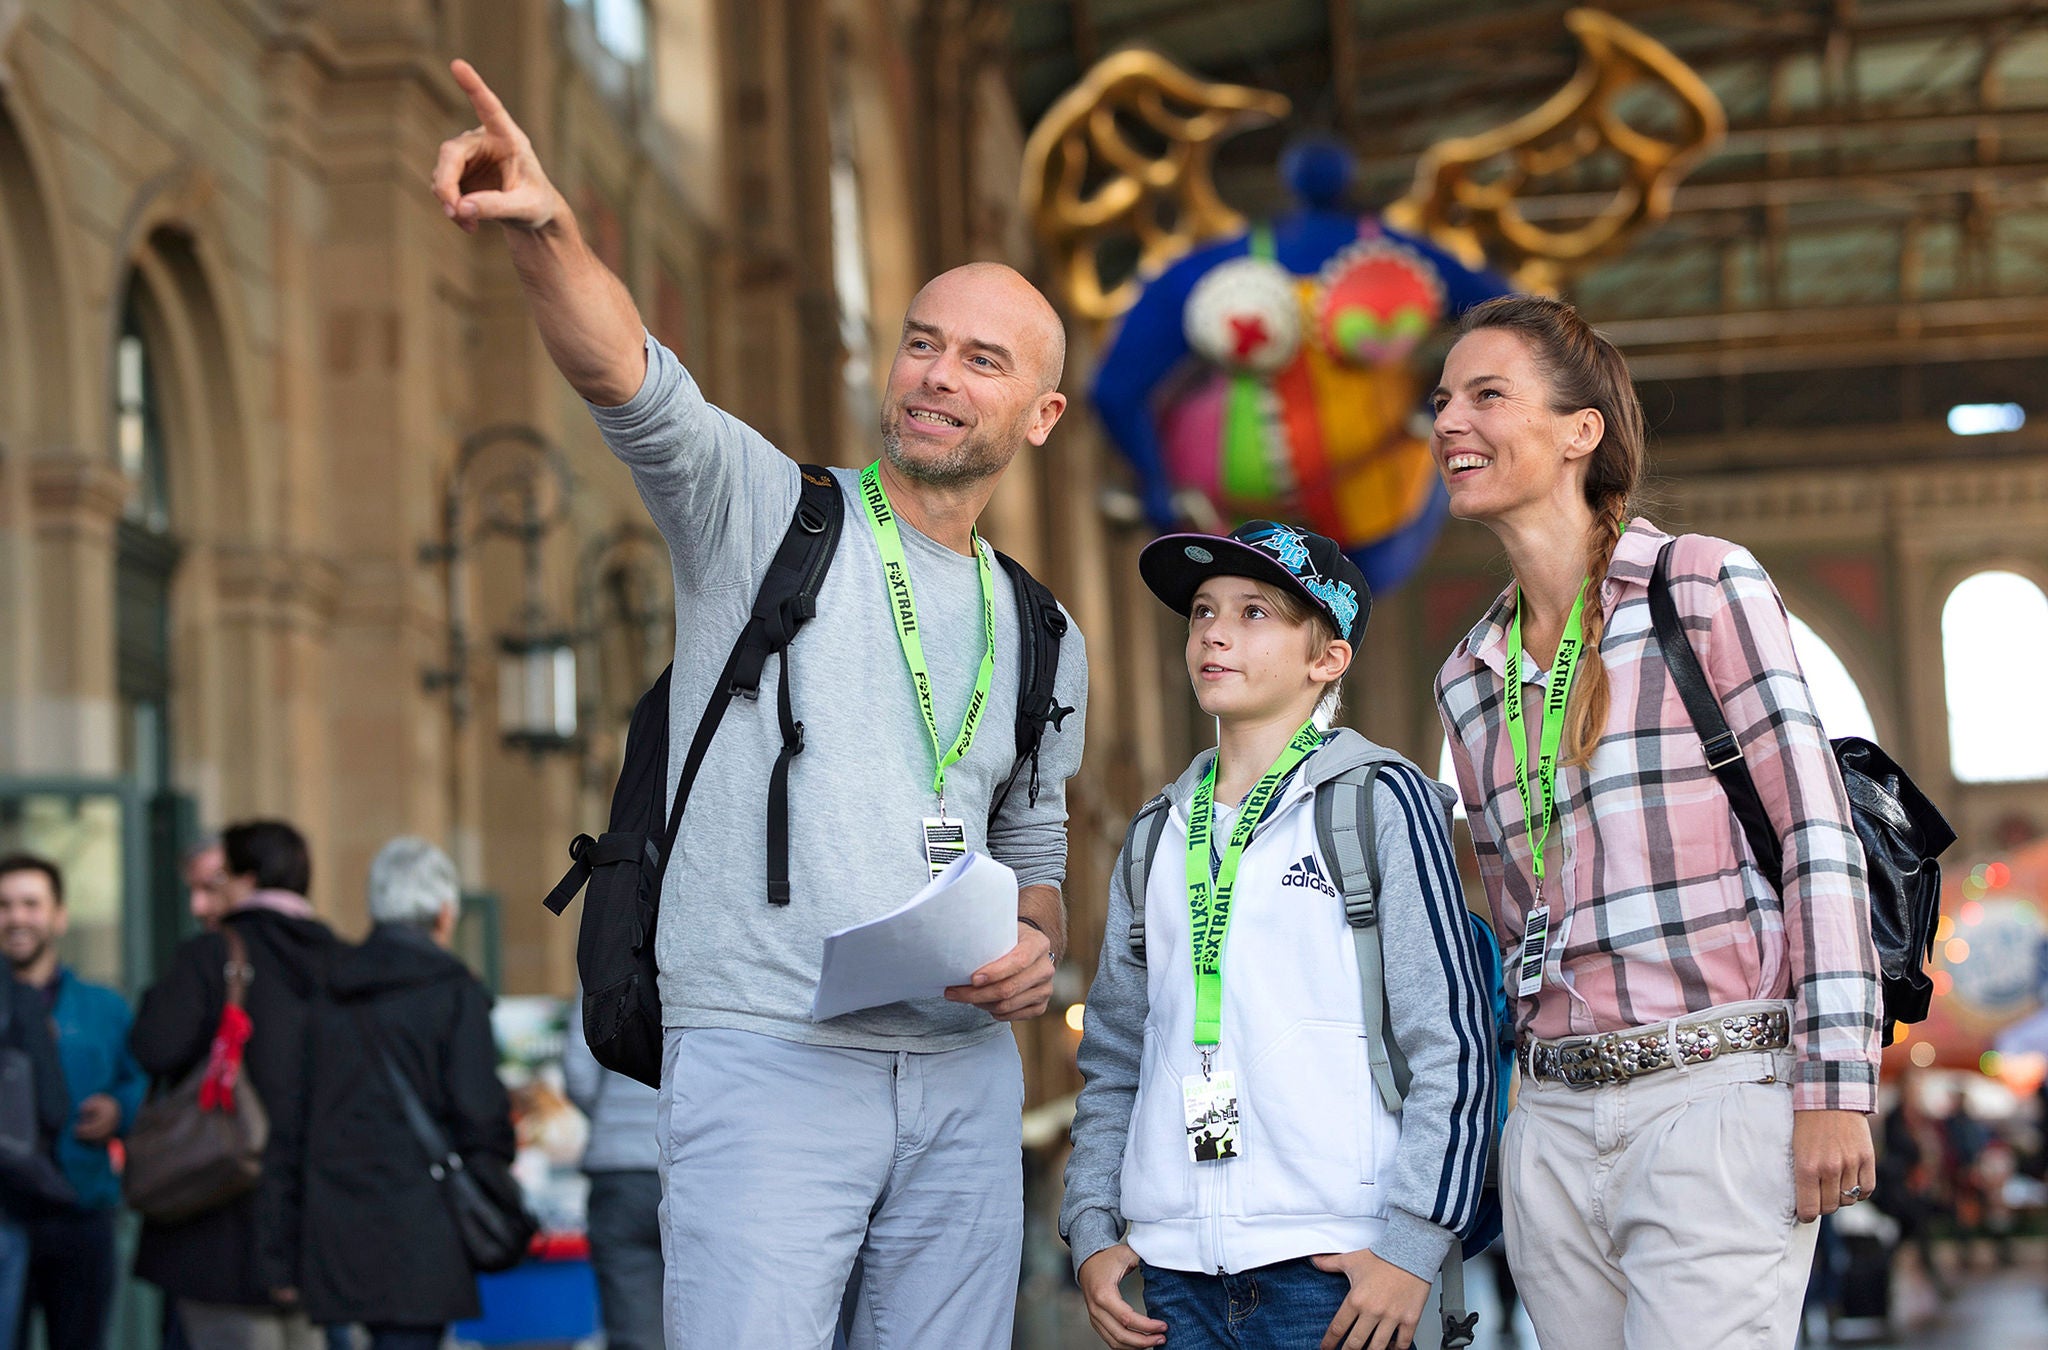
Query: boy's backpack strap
[
  {"left": 1315, "top": 763, "right": 1410, "bottom": 1114},
  {"left": 1317, "top": 760, "right": 1479, "bottom": 1349},
  {"left": 1440, "top": 1255, "right": 1476, "bottom": 1348},
  {"left": 991, "top": 550, "right": 1072, "bottom": 817},
  {"left": 1122, "top": 793, "right": 1171, "bottom": 962}
]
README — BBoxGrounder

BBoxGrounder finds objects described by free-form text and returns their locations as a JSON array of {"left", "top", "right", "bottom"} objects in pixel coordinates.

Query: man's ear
[{"left": 1026, "top": 391, "right": 1068, "bottom": 447}]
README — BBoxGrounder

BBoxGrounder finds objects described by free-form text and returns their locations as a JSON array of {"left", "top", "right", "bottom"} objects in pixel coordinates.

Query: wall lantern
[{"left": 422, "top": 425, "right": 581, "bottom": 755}]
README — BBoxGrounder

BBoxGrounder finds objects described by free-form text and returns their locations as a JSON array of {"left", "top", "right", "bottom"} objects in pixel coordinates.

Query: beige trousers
[{"left": 1502, "top": 1036, "right": 1820, "bottom": 1350}]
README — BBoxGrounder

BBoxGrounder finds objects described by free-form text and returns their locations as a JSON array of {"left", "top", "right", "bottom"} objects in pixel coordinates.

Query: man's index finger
[{"left": 450, "top": 59, "right": 517, "bottom": 134}]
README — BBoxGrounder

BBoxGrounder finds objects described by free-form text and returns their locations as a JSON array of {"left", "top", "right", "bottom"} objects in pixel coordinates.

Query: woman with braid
[{"left": 1431, "top": 295, "right": 1883, "bottom": 1349}]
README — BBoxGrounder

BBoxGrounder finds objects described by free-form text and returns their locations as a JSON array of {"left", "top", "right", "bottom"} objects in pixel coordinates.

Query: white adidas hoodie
[{"left": 1062, "top": 730, "right": 1497, "bottom": 1283}]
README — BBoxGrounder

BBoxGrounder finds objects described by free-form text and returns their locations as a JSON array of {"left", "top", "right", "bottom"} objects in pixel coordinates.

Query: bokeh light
[
  {"left": 1944, "top": 938, "right": 1971, "bottom": 964},
  {"left": 1910, "top": 1042, "right": 1938, "bottom": 1068}
]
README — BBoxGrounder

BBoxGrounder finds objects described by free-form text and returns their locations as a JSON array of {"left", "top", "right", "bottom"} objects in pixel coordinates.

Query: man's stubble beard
[{"left": 880, "top": 408, "right": 1026, "bottom": 490}]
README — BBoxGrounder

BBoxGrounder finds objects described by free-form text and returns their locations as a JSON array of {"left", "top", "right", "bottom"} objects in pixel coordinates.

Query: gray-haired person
[
  {"left": 300, "top": 840, "right": 515, "bottom": 1350},
  {"left": 563, "top": 996, "right": 662, "bottom": 1350}
]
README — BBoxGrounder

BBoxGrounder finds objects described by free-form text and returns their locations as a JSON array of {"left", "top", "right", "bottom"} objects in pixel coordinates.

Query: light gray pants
[
  {"left": 656, "top": 1026, "right": 1024, "bottom": 1350},
  {"left": 1503, "top": 1037, "right": 1820, "bottom": 1350}
]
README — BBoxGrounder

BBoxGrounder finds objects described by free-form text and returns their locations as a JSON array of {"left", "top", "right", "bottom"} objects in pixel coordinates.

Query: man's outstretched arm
[{"left": 431, "top": 59, "right": 647, "bottom": 405}]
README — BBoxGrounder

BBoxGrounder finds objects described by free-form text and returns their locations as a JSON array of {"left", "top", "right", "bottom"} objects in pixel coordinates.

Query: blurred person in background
[
  {"left": 0, "top": 854, "right": 145, "bottom": 1350},
  {"left": 299, "top": 838, "right": 514, "bottom": 1350},
  {"left": 131, "top": 819, "right": 336, "bottom": 1350},
  {"left": 2, "top": 957, "right": 72, "bottom": 1350},
  {"left": 183, "top": 838, "right": 228, "bottom": 934},
  {"left": 1875, "top": 1082, "right": 1952, "bottom": 1299},
  {"left": 564, "top": 994, "right": 662, "bottom": 1350}
]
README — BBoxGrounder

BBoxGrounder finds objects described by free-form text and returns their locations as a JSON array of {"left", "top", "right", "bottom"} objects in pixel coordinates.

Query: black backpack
[
  {"left": 1649, "top": 541, "right": 1956, "bottom": 1039},
  {"left": 543, "top": 465, "right": 1072, "bottom": 1087}
]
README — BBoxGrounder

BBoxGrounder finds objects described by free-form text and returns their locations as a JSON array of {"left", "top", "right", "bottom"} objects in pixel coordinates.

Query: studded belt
[{"left": 1519, "top": 1007, "right": 1791, "bottom": 1090}]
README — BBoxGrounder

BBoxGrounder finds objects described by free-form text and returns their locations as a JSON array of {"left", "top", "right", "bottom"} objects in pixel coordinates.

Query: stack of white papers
[{"left": 810, "top": 851, "right": 1020, "bottom": 1021}]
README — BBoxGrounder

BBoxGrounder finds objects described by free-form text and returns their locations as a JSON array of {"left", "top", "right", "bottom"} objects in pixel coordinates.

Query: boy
[{"left": 1062, "top": 522, "right": 1496, "bottom": 1350}]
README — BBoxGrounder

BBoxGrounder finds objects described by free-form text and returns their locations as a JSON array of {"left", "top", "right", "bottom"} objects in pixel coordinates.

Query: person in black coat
[
  {"left": 130, "top": 820, "right": 335, "bottom": 1350},
  {"left": 4, "top": 969, "right": 76, "bottom": 1350},
  {"left": 300, "top": 837, "right": 515, "bottom": 1350}
]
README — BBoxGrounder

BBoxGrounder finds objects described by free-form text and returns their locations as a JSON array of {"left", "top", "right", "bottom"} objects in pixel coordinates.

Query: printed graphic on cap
[
  {"left": 1248, "top": 522, "right": 1311, "bottom": 574},
  {"left": 1238, "top": 521, "right": 1360, "bottom": 638},
  {"left": 1184, "top": 545, "right": 1215, "bottom": 564},
  {"left": 1304, "top": 577, "right": 1360, "bottom": 640}
]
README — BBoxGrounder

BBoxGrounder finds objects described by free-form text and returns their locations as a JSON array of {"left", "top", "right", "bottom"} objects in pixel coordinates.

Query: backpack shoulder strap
[
  {"left": 991, "top": 550, "right": 1072, "bottom": 816},
  {"left": 1122, "top": 793, "right": 1172, "bottom": 962},
  {"left": 1648, "top": 540, "right": 1785, "bottom": 884},
  {"left": 1315, "top": 762, "right": 1409, "bottom": 1114},
  {"left": 668, "top": 465, "right": 843, "bottom": 903}
]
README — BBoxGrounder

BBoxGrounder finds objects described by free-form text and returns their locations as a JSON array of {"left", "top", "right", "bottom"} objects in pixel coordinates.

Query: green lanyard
[
  {"left": 1185, "top": 720, "right": 1324, "bottom": 1049},
  {"left": 858, "top": 461, "right": 997, "bottom": 814},
  {"left": 1503, "top": 585, "right": 1591, "bottom": 895}
]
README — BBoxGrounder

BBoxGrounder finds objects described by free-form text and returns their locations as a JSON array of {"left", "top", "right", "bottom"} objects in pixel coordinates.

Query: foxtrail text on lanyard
[
  {"left": 858, "top": 462, "right": 998, "bottom": 818},
  {"left": 1184, "top": 720, "right": 1325, "bottom": 1072},
  {"left": 1503, "top": 584, "right": 1591, "bottom": 901}
]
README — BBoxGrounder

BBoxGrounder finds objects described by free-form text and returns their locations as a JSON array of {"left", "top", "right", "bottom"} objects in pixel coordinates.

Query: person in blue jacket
[{"left": 0, "top": 853, "right": 145, "bottom": 1350}]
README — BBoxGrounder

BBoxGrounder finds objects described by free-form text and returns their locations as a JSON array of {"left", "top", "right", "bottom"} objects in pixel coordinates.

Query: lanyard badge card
[
  {"left": 1180, "top": 721, "right": 1322, "bottom": 1163},
  {"left": 1504, "top": 584, "right": 1590, "bottom": 999},
  {"left": 860, "top": 463, "right": 997, "bottom": 878}
]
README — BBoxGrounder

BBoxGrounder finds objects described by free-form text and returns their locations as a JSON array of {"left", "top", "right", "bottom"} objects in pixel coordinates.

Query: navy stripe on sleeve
[{"left": 1381, "top": 764, "right": 1495, "bottom": 1234}]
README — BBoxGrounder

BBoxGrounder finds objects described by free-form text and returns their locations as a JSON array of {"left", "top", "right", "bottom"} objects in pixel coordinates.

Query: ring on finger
[{"left": 1839, "top": 1184, "right": 1866, "bottom": 1202}]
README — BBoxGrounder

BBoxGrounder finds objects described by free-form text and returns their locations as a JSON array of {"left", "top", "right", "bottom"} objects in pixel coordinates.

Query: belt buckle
[{"left": 1554, "top": 1032, "right": 1623, "bottom": 1089}]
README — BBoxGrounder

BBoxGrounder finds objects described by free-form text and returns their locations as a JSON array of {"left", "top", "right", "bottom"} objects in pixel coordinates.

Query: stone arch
[
  {"left": 0, "top": 83, "right": 86, "bottom": 769},
  {"left": 110, "top": 176, "right": 263, "bottom": 539},
  {"left": 0, "top": 82, "right": 82, "bottom": 457}
]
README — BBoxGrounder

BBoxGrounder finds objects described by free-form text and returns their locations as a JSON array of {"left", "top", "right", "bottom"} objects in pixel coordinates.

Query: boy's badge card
[{"left": 1182, "top": 1071, "right": 1241, "bottom": 1162}]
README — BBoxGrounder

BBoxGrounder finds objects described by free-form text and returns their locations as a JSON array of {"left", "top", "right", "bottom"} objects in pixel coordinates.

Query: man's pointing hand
[{"left": 432, "top": 60, "right": 562, "bottom": 234}]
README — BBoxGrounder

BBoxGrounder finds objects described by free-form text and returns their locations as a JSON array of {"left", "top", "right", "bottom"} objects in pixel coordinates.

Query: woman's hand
[
  {"left": 1793, "top": 1108, "right": 1876, "bottom": 1222},
  {"left": 1078, "top": 1243, "right": 1167, "bottom": 1348},
  {"left": 1312, "top": 1248, "right": 1430, "bottom": 1350}
]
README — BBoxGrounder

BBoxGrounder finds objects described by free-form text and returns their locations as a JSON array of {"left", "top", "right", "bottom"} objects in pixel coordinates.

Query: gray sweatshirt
[
  {"left": 1060, "top": 730, "right": 1497, "bottom": 1284},
  {"left": 586, "top": 335, "right": 1089, "bottom": 1052}
]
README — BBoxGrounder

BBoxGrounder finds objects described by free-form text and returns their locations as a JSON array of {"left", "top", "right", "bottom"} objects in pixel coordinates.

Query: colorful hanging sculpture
[{"left": 1022, "top": 10, "right": 1726, "bottom": 596}]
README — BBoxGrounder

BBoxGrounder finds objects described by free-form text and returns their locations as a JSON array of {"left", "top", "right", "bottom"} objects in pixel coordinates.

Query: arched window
[
  {"left": 115, "top": 295, "right": 169, "bottom": 532},
  {"left": 1785, "top": 612, "right": 1878, "bottom": 744},
  {"left": 1943, "top": 571, "right": 2048, "bottom": 782},
  {"left": 111, "top": 282, "right": 180, "bottom": 798}
]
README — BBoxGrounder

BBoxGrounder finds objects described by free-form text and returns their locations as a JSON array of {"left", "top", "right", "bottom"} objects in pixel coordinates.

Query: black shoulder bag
[
  {"left": 1649, "top": 540, "right": 1956, "bottom": 1038},
  {"left": 356, "top": 1007, "right": 536, "bottom": 1274}
]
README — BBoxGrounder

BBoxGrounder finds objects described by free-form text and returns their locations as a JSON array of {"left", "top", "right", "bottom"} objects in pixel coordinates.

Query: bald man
[{"left": 431, "top": 62, "right": 1088, "bottom": 1349}]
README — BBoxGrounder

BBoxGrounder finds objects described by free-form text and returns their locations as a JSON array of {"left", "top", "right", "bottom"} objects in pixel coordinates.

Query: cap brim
[{"left": 1138, "top": 533, "right": 1325, "bottom": 620}]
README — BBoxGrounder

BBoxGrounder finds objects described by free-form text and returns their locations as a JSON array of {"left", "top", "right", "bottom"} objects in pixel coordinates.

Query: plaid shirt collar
[{"left": 1456, "top": 517, "right": 1674, "bottom": 682}]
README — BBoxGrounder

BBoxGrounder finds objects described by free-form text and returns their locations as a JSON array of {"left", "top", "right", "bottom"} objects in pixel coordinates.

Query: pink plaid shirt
[{"left": 1436, "top": 520, "right": 1882, "bottom": 1112}]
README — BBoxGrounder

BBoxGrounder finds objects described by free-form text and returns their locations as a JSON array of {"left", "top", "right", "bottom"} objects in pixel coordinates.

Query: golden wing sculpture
[
  {"left": 1021, "top": 50, "right": 1290, "bottom": 326},
  {"left": 1383, "top": 9, "right": 1726, "bottom": 293}
]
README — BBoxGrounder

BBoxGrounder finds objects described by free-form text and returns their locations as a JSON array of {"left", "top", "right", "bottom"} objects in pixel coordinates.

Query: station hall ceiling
[{"left": 1006, "top": 1, "right": 2048, "bottom": 469}]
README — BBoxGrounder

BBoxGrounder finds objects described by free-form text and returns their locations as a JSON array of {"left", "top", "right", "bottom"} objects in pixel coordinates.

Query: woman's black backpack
[
  {"left": 1650, "top": 542, "right": 1957, "bottom": 1039},
  {"left": 543, "top": 466, "right": 1070, "bottom": 1087}
]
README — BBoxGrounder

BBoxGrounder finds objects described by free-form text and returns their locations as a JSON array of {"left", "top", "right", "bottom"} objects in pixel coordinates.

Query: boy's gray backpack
[{"left": 1122, "top": 761, "right": 1504, "bottom": 1350}]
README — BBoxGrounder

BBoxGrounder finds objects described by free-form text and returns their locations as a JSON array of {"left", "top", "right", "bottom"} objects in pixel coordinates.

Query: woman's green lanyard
[
  {"left": 1503, "top": 585, "right": 1590, "bottom": 902},
  {"left": 857, "top": 462, "right": 997, "bottom": 818},
  {"left": 1184, "top": 720, "right": 1324, "bottom": 1064}
]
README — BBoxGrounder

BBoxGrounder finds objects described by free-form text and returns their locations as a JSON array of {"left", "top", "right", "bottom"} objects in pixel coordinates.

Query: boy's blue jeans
[{"left": 1140, "top": 1258, "right": 1351, "bottom": 1349}]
